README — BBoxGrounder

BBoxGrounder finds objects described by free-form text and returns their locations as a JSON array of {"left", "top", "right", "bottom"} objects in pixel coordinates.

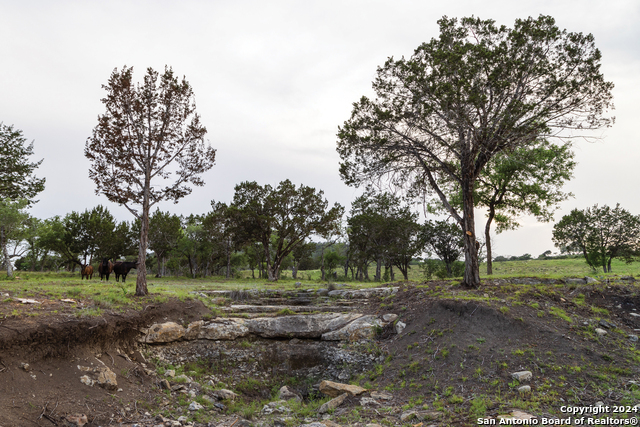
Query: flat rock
[
  {"left": 319, "top": 380, "right": 367, "bottom": 397},
  {"left": 498, "top": 410, "right": 535, "bottom": 421},
  {"left": 247, "top": 313, "right": 363, "bottom": 338},
  {"left": 360, "top": 397, "right": 380, "bottom": 406},
  {"left": 140, "top": 322, "right": 185, "bottom": 343},
  {"left": 318, "top": 393, "right": 348, "bottom": 414},
  {"left": 186, "top": 318, "right": 250, "bottom": 340},
  {"left": 370, "top": 391, "right": 393, "bottom": 400},
  {"left": 518, "top": 385, "right": 531, "bottom": 393},
  {"left": 321, "top": 315, "right": 382, "bottom": 341}
]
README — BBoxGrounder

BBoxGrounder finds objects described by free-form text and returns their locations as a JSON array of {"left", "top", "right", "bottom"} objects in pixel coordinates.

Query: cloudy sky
[{"left": 1, "top": 0, "right": 638, "bottom": 258}]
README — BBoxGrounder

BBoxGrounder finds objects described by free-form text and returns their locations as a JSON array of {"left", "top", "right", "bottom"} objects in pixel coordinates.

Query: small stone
[
  {"left": 585, "top": 276, "right": 598, "bottom": 284},
  {"left": 295, "top": 282, "right": 302, "bottom": 288},
  {"left": 318, "top": 393, "right": 348, "bottom": 414},
  {"left": 595, "top": 401, "right": 605, "bottom": 407},
  {"left": 595, "top": 328, "right": 607, "bottom": 337},
  {"left": 382, "top": 313, "right": 398, "bottom": 322},
  {"left": 599, "top": 319, "right": 615, "bottom": 329},
  {"left": 630, "top": 313, "right": 640, "bottom": 318},
  {"left": 117, "top": 388, "right": 123, "bottom": 392},
  {"left": 278, "top": 386, "right": 302, "bottom": 402},
  {"left": 174, "top": 374, "right": 191, "bottom": 383},
  {"left": 630, "top": 335, "right": 639, "bottom": 342},
  {"left": 165, "top": 369, "right": 176, "bottom": 377},
  {"left": 360, "top": 397, "right": 380, "bottom": 406},
  {"left": 317, "top": 289, "right": 329, "bottom": 296},
  {"left": 159, "top": 379, "right": 171, "bottom": 389},
  {"left": 518, "top": 385, "right": 531, "bottom": 393},
  {"left": 395, "top": 321, "right": 406, "bottom": 334},
  {"left": 188, "top": 401, "right": 203, "bottom": 411},
  {"left": 370, "top": 391, "right": 393, "bottom": 400},
  {"left": 212, "top": 389, "right": 238, "bottom": 400},
  {"left": 80, "top": 375, "right": 94, "bottom": 386},
  {"left": 511, "top": 371, "right": 532, "bottom": 381},
  {"left": 400, "top": 411, "right": 417, "bottom": 422},
  {"left": 96, "top": 367, "right": 118, "bottom": 391},
  {"left": 20, "top": 362, "right": 30, "bottom": 371},
  {"left": 177, "top": 416, "right": 188, "bottom": 423}
]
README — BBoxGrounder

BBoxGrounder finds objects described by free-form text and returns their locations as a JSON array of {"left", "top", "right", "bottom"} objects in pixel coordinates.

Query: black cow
[
  {"left": 98, "top": 258, "right": 113, "bottom": 281},
  {"left": 113, "top": 261, "right": 138, "bottom": 282}
]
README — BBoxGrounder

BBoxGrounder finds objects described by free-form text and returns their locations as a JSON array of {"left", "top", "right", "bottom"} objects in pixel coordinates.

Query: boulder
[
  {"left": 140, "top": 322, "right": 185, "bottom": 343},
  {"left": 318, "top": 393, "right": 348, "bottom": 414},
  {"left": 319, "top": 380, "right": 367, "bottom": 397},
  {"left": 247, "top": 313, "right": 363, "bottom": 338},
  {"left": 322, "top": 315, "right": 382, "bottom": 341},
  {"left": 186, "top": 318, "right": 250, "bottom": 340}
]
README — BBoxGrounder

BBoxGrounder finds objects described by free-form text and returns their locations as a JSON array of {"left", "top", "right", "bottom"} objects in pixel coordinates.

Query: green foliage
[
  {"left": 553, "top": 204, "right": 640, "bottom": 273},
  {"left": 337, "top": 15, "right": 614, "bottom": 287}
]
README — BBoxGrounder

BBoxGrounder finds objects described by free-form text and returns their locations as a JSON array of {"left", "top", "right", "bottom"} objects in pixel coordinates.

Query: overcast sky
[{"left": 1, "top": 0, "right": 638, "bottom": 258}]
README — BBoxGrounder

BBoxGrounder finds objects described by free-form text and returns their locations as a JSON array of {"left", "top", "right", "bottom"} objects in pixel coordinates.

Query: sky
[{"left": 1, "top": 0, "right": 639, "bottom": 258}]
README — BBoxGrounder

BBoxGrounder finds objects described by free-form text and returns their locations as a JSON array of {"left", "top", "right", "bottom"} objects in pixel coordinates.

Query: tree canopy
[
  {"left": 337, "top": 15, "right": 614, "bottom": 287},
  {"left": 553, "top": 204, "right": 640, "bottom": 273},
  {"left": 230, "top": 180, "right": 343, "bottom": 281},
  {"left": 85, "top": 66, "right": 216, "bottom": 295}
]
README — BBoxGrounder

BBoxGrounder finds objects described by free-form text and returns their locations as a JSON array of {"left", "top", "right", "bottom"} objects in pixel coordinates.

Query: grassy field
[{"left": 1, "top": 257, "right": 638, "bottom": 314}]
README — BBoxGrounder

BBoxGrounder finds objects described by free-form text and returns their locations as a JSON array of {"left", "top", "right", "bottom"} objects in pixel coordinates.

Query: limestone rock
[
  {"left": 511, "top": 371, "right": 532, "bottom": 381},
  {"left": 565, "top": 278, "right": 586, "bottom": 285},
  {"left": 518, "top": 385, "right": 531, "bottom": 393},
  {"left": 78, "top": 366, "right": 117, "bottom": 390},
  {"left": 395, "top": 321, "right": 406, "bottom": 335},
  {"left": 319, "top": 380, "right": 367, "bottom": 397},
  {"left": 585, "top": 276, "right": 598, "bottom": 284},
  {"left": 188, "top": 401, "right": 203, "bottom": 411},
  {"left": 165, "top": 369, "right": 176, "bottom": 377},
  {"left": 187, "top": 318, "right": 250, "bottom": 340},
  {"left": 595, "top": 328, "right": 607, "bottom": 337},
  {"left": 317, "top": 289, "right": 329, "bottom": 296},
  {"left": 159, "top": 379, "right": 171, "bottom": 389},
  {"left": 295, "top": 282, "right": 302, "bottom": 288},
  {"left": 278, "top": 385, "right": 302, "bottom": 402},
  {"left": 629, "top": 335, "right": 638, "bottom": 342},
  {"left": 247, "top": 313, "right": 363, "bottom": 338},
  {"left": 382, "top": 313, "right": 398, "bottom": 322},
  {"left": 400, "top": 411, "right": 417, "bottom": 422},
  {"left": 140, "top": 322, "right": 185, "bottom": 343},
  {"left": 96, "top": 367, "right": 118, "bottom": 390},
  {"left": 212, "top": 389, "right": 238, "bottom": 400},
  {"left": 321, "top": 315, "right": 382, "bottom": 341},
  {"left": 318, "top": 393, "right": 348, "bottom": 414},
  {"left": 370, "top": 391, "right": 393, "bottom": 400},
  {"left": 360, "top": 397, "right": 380, "bottom": 406}
]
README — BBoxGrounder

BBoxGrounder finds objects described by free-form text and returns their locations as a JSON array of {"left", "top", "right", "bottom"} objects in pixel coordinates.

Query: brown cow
[
  {"left": 98, "top": 258, "right": 113, "bottom": 281},
  {"left": 81, "top": 264, "right": 94, "bottom": 280},
  {"left": 113, "top": 261, "right": 138, "bottom": 282}
]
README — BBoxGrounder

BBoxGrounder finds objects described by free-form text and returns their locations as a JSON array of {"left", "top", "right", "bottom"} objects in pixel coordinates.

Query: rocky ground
[{"left": 1, "top": 278, "right": 640, "bottom": 427}]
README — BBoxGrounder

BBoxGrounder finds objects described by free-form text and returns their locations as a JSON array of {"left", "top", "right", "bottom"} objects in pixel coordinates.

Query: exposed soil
[{"left": 2, "top": 279, "right": 640, "bottom": 426}]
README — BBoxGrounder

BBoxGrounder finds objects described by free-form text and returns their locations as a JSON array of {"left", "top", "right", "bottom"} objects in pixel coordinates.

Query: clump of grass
[{"left": 549, "top": 306, "right": 572, "bottom": 322}]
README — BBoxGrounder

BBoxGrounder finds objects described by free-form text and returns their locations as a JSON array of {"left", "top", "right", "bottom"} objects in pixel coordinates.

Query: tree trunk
[
  {"left": 135, "top": 176, "right": 151, "bottom": 295},
  {"left": 607, "top": 257, "right": 612, "bottom": 272},
  {"left": 375, "top": 258, "right": 382, "bottom": 282},
  {"left": 225, "top": 242, "right": 231, "bottom": 279},
  {"left": 461, "top": 176, "right": 480, "bottom": 288},
  {"left": 292, "top": 264, "right": 298, "bottom": 279},
  {"left": 1, "top": 225, "right": 13, "bottom": 277},
  {"left": 485, "top": 207, "right": 496, "bottom": 275}
]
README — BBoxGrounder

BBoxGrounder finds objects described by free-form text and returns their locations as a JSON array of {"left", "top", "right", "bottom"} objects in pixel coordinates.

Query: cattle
[
  {"left": 113, "top": 261, "right": 138, "bottom": 282},
  {"left": 81, "top": 264, "right": 94, "bottom": 280},
  {"left": 98, "top": 258, "right": 113, "bottom": 281}
]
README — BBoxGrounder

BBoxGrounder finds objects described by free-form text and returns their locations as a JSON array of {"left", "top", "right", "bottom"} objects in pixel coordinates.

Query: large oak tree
[
  {"left": 86, "top": 66, "right": 216, "bottom": 295},
  {"left": 337, "top": 15, "right": 614, "bottom": 287}
]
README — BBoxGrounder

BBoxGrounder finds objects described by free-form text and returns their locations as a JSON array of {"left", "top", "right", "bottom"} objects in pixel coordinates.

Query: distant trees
[
  {"left": 0, "top": 123, "right": 45, "bottom": 276},
  {"left": 337, "top": 15, "right": 614, "bottom": 287},
  {"left": 230, "top": 180, "right": 343, "bottom": 281},
  {"left": 553, "top": 204, "right": 640, "bottom": 273},
  {"left": 85, "top": 66, "right": 216, "bottom": 296},
  {"left": 347, "top": 192, "right": 424, "bottom": 281},
  {"left": 422, "top": 220, "right": 464, "bottom": 277}
]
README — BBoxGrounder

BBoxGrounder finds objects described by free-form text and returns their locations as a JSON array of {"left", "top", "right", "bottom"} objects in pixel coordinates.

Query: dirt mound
[{"left": 0, "top": 298, "right": 211, "bottom": 426}]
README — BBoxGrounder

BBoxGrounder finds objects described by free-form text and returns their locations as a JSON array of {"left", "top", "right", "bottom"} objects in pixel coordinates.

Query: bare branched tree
[{"left": 85, "top": 66, "right": 216, "bottom": 295}]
